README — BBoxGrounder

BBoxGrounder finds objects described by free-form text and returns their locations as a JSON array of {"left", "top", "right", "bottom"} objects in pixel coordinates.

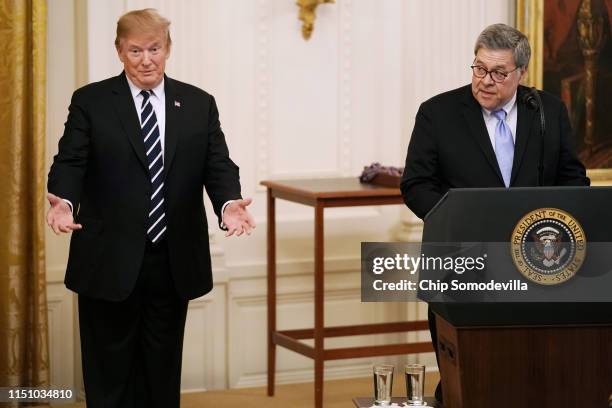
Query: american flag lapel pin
[{"left": 174, "top": 100, "right": 181, "bottom": 108}]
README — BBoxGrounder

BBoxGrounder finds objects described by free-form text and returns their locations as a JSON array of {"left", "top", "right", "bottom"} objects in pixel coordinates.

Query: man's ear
[
  {"left": 116, "top": 45, "right": 124, "bottom": 63},
  {"left": 115, "top": 37, "right": 127, "bottom": 63}
]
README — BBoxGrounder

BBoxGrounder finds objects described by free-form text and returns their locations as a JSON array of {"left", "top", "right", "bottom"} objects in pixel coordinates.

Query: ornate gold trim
[
  {"left": 587, "top": 169, "right": 612, "bottom": 185},
  {"left": 516, "top": 0, "right": 612, "bottom": 185},
  {"left": 297, "top": 0, "right": 335, "bottom": 40},
  {"left": 516, "top": 0, "right": 544, "bottom": 88}
]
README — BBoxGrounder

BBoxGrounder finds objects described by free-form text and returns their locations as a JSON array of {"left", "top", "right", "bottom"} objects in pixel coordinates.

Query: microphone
[
  {"left": 521, "top": 88, "right": 539, "bottom": 111},
  {"left": 522, "top": 87, "right": 546, "bottom": 186}
]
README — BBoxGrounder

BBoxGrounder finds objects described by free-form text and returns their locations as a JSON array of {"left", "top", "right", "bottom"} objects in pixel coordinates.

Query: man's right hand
[{"left": 46, "top": 193, "right": 82, "bottom": 235}]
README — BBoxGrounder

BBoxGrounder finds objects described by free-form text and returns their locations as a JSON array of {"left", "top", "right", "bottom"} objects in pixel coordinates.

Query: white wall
[
  {"left": 46, "top": 0, "right": 78, "bottom": 398},
  {"left": 46, "top": 0, "right": 513, "bottom": 398}
]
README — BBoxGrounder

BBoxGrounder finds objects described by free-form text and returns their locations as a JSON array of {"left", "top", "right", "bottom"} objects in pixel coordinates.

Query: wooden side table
[{"left": 261, "top": 178, "right": 433, "bottom": 408}]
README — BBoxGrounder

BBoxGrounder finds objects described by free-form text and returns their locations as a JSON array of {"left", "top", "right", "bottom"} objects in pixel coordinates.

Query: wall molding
[
  {"left": 182, "top": 285, "right": 228, "bottom": 391},
  {"left": 46, "top": 283, "right": 75, "bottom": 394},
  {"left": 255, "top": 0, "right": 271, "bottom": 185},
  {"left": 338, "top": 0, "right": 353, "bottom": 176},
  {"left": 234, "top": 362, "right": 373, "bottom": 389}
]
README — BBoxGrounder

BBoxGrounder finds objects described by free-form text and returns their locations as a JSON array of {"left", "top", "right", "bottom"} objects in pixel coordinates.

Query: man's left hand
[{"left": 223, "top": 198, "right": 256, "bottom": 237}]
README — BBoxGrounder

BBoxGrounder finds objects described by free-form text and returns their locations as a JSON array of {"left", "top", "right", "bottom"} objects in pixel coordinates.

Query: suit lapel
[
  {"left": 461, "top": 88, "right": 505, "bottom": 184},
  {"left": 164, "top": 76, "right": 181, "bottom": 176},
  {"left": 111, "top": 73, "right": 148, "bottom": 171},
  {"left": 511, "top": 86, "right": 537, "bottom": 185}
]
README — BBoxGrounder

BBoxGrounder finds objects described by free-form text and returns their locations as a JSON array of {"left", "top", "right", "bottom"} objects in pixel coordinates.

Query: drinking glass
[
  {"left": 405, "top": 364, "right": 426, "bottom": 406},
  {"left": 373, "top": 364, "right": 394, "bottom": 405}
]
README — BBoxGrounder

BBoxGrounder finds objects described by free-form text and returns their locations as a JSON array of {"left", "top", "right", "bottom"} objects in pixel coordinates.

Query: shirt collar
[
  {"left": 125, "top": 74, "right": 165, "bottom": 99},
  {"left": 482, "top": 90, "right": 517, "bottom": 116}
]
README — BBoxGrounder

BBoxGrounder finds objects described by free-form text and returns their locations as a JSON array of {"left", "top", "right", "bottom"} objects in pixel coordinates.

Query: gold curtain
[{"left": 0, "top": 0, "right": 50, "bottom": 404}]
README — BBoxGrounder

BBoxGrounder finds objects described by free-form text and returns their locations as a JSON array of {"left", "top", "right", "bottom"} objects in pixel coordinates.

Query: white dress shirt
[
  {"left": 126, "top": 76, "right": 166, "bottom": 153},
  {"left": 481, "top": 91, "right": 518, "bottom": 152}
]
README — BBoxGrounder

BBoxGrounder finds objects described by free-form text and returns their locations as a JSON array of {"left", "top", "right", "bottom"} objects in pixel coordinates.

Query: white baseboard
[{"left": 232, "top": 363, "right": 374, "bottom": 389}]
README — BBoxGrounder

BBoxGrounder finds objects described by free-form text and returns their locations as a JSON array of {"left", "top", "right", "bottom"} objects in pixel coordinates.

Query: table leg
[
  {"left": 314, "top": 203, "right": 324, "bottom": 408},
  {"left": 267, "top": 190, "right": 276, "bottom": 396}
]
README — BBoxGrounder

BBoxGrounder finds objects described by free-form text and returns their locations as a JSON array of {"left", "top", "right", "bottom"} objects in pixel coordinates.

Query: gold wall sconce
[{"left": 297, "top": 0, "right": 335, "bottom": 40}]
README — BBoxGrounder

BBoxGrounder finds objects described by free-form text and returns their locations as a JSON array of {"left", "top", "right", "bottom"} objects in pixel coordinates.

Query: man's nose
[
  {"left": 142, "top": 51, "right": 152, "bottom": 65},
  {"left": 482, "top": 72, "right": 496, "bottom": 85}
]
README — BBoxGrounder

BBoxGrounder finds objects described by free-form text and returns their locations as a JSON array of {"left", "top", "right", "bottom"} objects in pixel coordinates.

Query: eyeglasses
[{"left": 471, "top": 65, "right": 520, "bottom": 83}]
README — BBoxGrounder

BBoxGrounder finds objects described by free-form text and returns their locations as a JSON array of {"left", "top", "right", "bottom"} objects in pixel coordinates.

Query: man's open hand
[
  {"left": 223, "top": 198, "right": 256, "bottom": 237},
  {"left": 46, "top": 193, "right": 82, "bottom": 235}
]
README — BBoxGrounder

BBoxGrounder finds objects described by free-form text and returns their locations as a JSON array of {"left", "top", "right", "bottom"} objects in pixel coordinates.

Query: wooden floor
[{"left": 63, "top": 372, "right": 440, "bottom": 407}]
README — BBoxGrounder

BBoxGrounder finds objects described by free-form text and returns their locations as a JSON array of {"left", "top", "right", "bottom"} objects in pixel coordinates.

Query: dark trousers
[{"left": 78, "top": 241, "right": 188, "bottom": 408}]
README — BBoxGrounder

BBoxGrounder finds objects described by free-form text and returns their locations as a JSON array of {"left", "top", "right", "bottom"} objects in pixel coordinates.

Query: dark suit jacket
[
  {"left": 48, "top": 72, "right": 241, "bottom": 301},
  {"left": 400, "top": 84, "right": 589, "bottom": 219}
]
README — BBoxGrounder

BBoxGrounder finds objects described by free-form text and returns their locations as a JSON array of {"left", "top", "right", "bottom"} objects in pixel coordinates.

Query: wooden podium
[
  {"left": 436, "top": 314, "right": 612, "bottom": 407},
  {"left": 422, "top": 187, "right": 612, "bottom": 408}
]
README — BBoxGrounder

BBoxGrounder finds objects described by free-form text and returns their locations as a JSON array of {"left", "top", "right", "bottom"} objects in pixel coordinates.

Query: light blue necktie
[{"left": 493, "top": 109, "right": 514, "bottom": 187}]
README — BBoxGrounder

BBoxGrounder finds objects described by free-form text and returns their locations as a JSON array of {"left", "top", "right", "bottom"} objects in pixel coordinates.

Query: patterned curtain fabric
[{"left": 0, "top": 0, "right": 50, "bottom": 405}]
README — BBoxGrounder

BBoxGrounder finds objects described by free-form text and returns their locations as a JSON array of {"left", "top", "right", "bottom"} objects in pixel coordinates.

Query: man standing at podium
[{"left": 400, "top": 23, "right": 589, "bottom": 402}]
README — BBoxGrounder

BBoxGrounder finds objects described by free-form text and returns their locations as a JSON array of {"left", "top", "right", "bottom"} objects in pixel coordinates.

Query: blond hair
[{"left": 115, "top": 8, "right": 171, "bottom": 49}]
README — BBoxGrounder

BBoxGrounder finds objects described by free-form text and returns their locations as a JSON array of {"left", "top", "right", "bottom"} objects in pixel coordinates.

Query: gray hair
[{"left": 474, "top": 23, "right": 531, "bottom": 68}]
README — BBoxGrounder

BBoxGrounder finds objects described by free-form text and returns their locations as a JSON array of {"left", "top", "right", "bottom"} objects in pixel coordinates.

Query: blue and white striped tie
[{"left": 140, "top": 90, "right": 166, "bottom": 243}]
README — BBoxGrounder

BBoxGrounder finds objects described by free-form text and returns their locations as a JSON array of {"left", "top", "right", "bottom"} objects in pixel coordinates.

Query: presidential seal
[{"left": 511, "top": 208, "right": 586, "bottom": 285}]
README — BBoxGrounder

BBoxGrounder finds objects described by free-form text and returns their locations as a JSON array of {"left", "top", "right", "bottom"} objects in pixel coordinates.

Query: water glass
[
  {"left": 405, "top": 364, "right": 426, "bottom": 406},
  {"left": 373, "top": 364, "right": 394, "bottom": 405}
]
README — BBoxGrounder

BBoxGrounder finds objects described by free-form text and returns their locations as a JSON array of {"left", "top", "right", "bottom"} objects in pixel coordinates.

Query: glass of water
[
  {"left": 373, "top": 364, "right": 394, "bottom": 405},
  {"left": 405, "top": 364, "right": 426, "bottom": 406}
]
